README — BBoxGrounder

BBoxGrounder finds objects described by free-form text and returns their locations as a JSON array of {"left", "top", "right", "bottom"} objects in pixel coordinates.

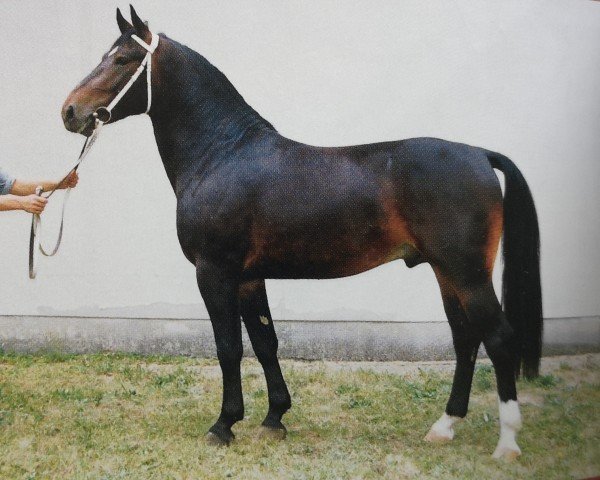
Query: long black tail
[{"left": 486, "top": 151, "right": 543, "bottom": 379}]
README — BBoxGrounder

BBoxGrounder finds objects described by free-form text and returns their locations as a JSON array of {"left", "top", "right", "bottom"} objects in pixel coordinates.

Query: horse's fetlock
[
  {"left": 221, "top": 408, "right": 244, "bottom": 424},
  {"left": 274, "top": 394, "right": 292, "bottom": 413},
  {"left": 499, "top": 400, "right": 522, "bottom": 430}
]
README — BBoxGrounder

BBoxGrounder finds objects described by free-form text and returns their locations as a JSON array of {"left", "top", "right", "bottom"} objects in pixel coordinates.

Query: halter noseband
[{"left": 93, "top": 32, "right": 159, "bottom": 124}]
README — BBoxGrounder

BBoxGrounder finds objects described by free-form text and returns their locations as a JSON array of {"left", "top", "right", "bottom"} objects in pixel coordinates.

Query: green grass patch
[{"left": 0, "top": 353, "right": 598, "bottom": 479}]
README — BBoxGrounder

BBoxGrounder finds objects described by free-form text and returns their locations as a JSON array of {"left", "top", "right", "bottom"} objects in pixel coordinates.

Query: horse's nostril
[{"left": 65, "top": 105, "right": 75, "bottom": 120}]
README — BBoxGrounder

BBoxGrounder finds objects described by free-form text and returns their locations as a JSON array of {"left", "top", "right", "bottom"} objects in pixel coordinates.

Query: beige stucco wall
[{"left": 1, "top": 1, "right": 599, "bottom": 323}]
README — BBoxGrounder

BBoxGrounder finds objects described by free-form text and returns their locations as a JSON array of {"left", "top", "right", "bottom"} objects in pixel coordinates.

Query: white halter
[
  {"left": 94, "top": 31, "right": 159, "bottom": 123},
  {"left": 28, "top": 31, "right": 160, "bottom": 279}
]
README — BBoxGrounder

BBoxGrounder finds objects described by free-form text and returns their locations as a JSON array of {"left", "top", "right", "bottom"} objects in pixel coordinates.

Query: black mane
[{"left": 160, "top": 34, "right": 275, "bottom": 133}]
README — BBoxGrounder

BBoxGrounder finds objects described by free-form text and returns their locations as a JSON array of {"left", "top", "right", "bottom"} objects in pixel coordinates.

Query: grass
[{"left": 0, "top": 353, "right": 597, "bottom": 480}]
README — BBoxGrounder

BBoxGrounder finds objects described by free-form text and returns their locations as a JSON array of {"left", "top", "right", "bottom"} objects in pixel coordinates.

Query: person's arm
[
  {"left": 9, "top": 171, "right": 79, "bottom": 196},
  {"left": 0, "top": 193, "right": 47, "bottom": 213}
]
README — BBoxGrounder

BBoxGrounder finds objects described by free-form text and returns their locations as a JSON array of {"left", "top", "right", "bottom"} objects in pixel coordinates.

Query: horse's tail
[{"left": 486, "top": 151, "right": 543, "bottom": 379}]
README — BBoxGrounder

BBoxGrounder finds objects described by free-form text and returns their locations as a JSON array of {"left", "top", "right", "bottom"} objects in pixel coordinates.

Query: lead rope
[
  {"left": 29, "top": 121, "right": 104, "bottom": 279},
  {"left": 28, "top": 31, "right": 159, "bottom": 279}
]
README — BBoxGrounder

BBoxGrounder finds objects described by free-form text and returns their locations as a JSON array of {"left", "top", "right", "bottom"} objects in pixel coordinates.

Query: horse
[{"left": 61, "top": 6, "right": 542, "bottom": 459}]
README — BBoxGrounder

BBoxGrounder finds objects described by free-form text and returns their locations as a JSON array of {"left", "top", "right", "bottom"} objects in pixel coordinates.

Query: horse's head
[{"left": 62, "top": 6, "right": 157, "bottom": 136}]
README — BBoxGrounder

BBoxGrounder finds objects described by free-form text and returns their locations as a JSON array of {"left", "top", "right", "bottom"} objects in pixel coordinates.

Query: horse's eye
[{"left": 114, "top": 56, "right": 128, "bottom": 65}]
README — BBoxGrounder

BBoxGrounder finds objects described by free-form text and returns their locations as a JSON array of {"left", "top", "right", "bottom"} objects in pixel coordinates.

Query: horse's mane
[{"left": 164, "top": 34, "right": 276, "bottom": 132}]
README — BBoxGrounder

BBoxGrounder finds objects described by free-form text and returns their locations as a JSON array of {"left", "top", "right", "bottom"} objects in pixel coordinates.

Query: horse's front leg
[{"left": 196, "top": 259, "right": 243, "bottom": 446}]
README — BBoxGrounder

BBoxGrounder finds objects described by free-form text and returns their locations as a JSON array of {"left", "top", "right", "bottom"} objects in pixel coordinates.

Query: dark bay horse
[{"left": 61, "top": 7, "right": 542, "bottom": 459}]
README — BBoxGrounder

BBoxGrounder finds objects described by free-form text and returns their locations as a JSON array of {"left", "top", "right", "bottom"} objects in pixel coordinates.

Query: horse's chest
[{"left": 175, "top": 195, "right": 250, "bottom": 261}]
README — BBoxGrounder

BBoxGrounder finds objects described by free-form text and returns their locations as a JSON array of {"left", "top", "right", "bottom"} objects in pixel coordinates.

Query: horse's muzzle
[{"left": 61, "top": 103, "right": 94, "bottom": 136}]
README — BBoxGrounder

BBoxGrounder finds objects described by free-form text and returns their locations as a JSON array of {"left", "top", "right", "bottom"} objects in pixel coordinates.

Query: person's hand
[
  {"left": 19, "top": 194, "right": 48, "bottom": 214},
  {"left": 57, "top": 171, "right": 79, "bottom": 190}
]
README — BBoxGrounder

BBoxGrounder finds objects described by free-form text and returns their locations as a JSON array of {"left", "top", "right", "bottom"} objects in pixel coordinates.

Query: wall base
[{"left": 0, "top": 316, "right": 598, "bottom": 360}]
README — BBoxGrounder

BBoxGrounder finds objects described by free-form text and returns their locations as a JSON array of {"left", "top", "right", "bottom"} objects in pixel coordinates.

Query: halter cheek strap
[
  {"left": 131, "top": 33, "right": 159, "bottom": 113},
  {"left": 94, "top": 32, "right": 159, "bottom": 123}
]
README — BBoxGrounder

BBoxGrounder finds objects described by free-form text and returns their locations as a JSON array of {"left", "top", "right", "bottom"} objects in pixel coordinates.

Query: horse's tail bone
[{"left": 486, "top": 151, "right": 543, "bottom": 379}]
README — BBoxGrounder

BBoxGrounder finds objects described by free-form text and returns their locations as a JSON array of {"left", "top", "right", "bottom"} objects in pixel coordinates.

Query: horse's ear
[
  {"left": 130, "top": 5, "right": 150, "bottom": 37},
  {"left": 116, "top": 8, "right": 132, "bottom": 34}
]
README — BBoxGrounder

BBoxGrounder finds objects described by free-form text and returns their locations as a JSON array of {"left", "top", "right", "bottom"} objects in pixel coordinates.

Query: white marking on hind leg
[
  {"left": 424, "top": 413, "right": 461, "bottom": 442},
  {"left": 492, "top": 399, "right": 522, "bottom": 460}
]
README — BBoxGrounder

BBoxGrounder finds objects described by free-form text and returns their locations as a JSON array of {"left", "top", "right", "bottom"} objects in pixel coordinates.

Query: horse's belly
[
  {"left": 242, "top": 207, "right": 419, "bottom": 280},
  {"left": 242, "top": 240, "right": 417, "bottom": 279}
]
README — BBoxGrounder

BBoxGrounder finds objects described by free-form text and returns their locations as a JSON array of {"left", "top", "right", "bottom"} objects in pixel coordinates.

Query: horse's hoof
[
  {"left": 424, "top": 429, "right": 453, "bottom": 443},
  {"left": 206, "top": 430, "right": 233, "bottom": 447},
  {"left": 424, "top": 413, "right": 458, "bottom": 443},
  {"left": 492, "top": 444, "right": 521, "bottom": 461},
  {"left": 259, "top": 425, "right": 287, "bottom": 440}
]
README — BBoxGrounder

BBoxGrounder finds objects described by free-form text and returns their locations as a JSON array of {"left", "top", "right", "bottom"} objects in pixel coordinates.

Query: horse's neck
[{"left": 149, "top": 37, "right": 273, "bottom": 192}]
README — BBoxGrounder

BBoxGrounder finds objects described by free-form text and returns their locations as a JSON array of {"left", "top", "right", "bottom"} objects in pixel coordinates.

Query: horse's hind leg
[
  {"left": 425, "top": 274, "right": 481, "bottom": 442},
  {"left": 239, "top": 280, "right": 291, "bottom": 438},
  {"left": 459, "top": 283, "right": 522, "bottom": 459}
]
